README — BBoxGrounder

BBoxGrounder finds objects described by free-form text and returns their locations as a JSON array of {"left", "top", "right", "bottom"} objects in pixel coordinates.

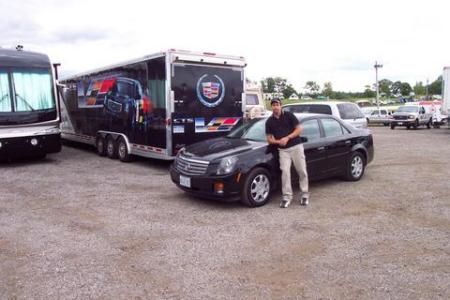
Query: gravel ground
[{"left": 1, "top": 127, "right": 449, "bottom": 299}]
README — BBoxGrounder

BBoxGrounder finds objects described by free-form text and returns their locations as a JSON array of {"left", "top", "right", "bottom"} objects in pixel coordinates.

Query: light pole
[{"left": 374, "top": 61, "right": 383, "bottom": 115}]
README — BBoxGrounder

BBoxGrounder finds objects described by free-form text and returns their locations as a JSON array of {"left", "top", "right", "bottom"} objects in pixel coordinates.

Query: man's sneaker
[
  {"left": 280, "top": 199, "right": 290, "bottom": 208},
  {"left": 300, "top": 196, "right": 309, "bottom": 206}
]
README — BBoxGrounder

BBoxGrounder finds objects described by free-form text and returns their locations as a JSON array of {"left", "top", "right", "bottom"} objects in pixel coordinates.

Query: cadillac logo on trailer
[{"left": 196, "top": 74, "right": 225, "bottom": 108}]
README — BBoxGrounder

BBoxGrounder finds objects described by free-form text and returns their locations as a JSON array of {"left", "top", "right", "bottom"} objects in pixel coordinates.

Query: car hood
[{"left": 183, "top": 137, "right": 265, "bottom": 161}]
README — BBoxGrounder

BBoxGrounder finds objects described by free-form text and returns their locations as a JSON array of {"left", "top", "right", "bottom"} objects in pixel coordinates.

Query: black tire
[
  {"left": 96, "top": 135, "right": 106, "bottom": 156},
  {"left": 390, "top": 123, "right": 396, "bottom": 130},
  {"left": 412, "top": 119, "right": 419, "bottom": 130},
  {"left": 117, "top": 137, "right": 133, "bottom": 162},
  {"left": 106, "top": 136, "right": 117, "bottom": 159},
  {"left": 241, "top": 167, "right": 272, "bottom": 207},
  {"left": 345, "top": 152, "right": 365, "bottom": 181},
  {"left": 383, "top": 123, "right": 389, "bottom": 126},
  {"left": 406, "top": 124, "right": 411, "bottom": 130},
  {"left": 426, "top": 119, "right": 432, "bottom": 129}
]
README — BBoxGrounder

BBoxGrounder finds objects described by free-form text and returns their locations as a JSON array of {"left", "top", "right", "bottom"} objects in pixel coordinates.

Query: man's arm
[
  {"left": 266, "top": 134, "right": 279, "bottom": 145},
  {"left": 279, "top": 125, "right": 302, "bottom": 146}
]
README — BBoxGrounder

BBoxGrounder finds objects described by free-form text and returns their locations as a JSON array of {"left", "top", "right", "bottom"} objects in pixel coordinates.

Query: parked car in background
[
  {"left": 170, "top": 113, "right": 374, "bottom": 207},
  {"left": 282, "top": 101, "right": 368, "bottom": 129},
  {"left": 366, "top": 108, "right": 393, "bottom": 126},
  {"left": 244, "top": 84, "right": 268, "bottom": 120},
  {"left": 391, "top": 102, "right": 434, "bottom": 130}
]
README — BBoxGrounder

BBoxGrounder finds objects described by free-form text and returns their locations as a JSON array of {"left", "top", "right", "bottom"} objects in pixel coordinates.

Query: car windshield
[
  {"left": 226, "top": 118, "right": 267, "bottom": 142},
  {"left": 397, "top": 106, "right": 419, "bottom": 113}
]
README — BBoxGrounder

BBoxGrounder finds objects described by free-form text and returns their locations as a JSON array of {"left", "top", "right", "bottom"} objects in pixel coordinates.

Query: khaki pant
[{"left": 279, "top": 143, "right": 309, "bottom": 201}]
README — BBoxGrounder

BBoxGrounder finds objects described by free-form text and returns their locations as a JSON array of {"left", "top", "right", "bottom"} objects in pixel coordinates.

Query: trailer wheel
[
  {"left": 117, "top": 137, "right": 132, "bottom": 162},
  {"left": 96, "top": 136, "right": 106, "bottom": 156},
  {"left": 106, "top": 136, "right": 117, "bottom": 159}
]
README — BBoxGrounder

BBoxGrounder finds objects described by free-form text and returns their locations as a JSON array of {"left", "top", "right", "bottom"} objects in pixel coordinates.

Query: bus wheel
[
  {"left": 106, "top": 136, "right": 117, "bottom": 159},
  {"left": 96, "top": 136, "right": 106, "bottom": 156},
  {"left": 117, "top": 137, "right": 132, "bottom": 162}
]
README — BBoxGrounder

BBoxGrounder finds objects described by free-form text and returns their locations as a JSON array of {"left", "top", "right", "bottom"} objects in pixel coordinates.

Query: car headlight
[
  {"left": 409, "top": 115, "right": 416, "bottom": 119},
  {"left": 217, "top": 156, "right": 238, "bottom": 175}
]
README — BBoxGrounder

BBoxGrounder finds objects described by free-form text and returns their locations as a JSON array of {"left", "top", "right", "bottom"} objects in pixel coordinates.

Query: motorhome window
[
  {"left": 300, "top": 119, "right": 321, "bottom": 141},
  {"left": 0, "top": 72, "right": 12, "bottom": 112},
  {"left": 12, "top": 71, "right": 55, "bottom": 112},
  {"left": 246, "top": 94, "right": 259, "bottom": 105}
]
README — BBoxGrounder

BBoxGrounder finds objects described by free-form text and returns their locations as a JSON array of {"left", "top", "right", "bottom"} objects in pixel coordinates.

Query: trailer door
[{"left": 171, "top": 63, "right": 244, "bottom": 154}]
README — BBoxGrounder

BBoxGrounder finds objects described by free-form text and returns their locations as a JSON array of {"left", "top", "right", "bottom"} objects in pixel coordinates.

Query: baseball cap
[{"left": 270, "top": 98, "right": 282, "bottom": 105}]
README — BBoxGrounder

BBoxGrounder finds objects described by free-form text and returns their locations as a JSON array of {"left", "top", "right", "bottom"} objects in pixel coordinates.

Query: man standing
[{"left": 265, "top": 98, "right": 309, "bottom": 208}]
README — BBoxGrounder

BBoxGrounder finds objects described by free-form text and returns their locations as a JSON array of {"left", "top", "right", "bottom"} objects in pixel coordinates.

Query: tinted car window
[
  {"left": 337, "top": 103, "right": 364, "bottom": 119},
  {"left": 322, "top": 118, "right": 344, "bottom": 137},
  {"left": 284, "top": 104, "right": 332, "bottom": 115},
  {"left": 227, "top": 118, "right": 267, "bottom": 142},
  {"left": 300, "top": 119, "right": 321, "bottom": 141},
  {"left": 117, "top": 81, "right": 134, "bottom": 97}
]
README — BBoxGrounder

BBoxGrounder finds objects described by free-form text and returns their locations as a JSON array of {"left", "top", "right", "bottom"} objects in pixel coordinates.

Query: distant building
[{"left": 288, "top": 93, "right": 299, "bottom": 100}]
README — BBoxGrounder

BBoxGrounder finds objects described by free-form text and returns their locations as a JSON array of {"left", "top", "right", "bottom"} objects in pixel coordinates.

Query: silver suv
[{"left": 283, "top": 101, "right": 367, "bottom": 129}]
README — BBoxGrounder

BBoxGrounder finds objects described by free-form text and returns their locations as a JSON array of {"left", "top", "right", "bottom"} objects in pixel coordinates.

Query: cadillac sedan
[{"left": 170, "top": 113, "right": 374, "bottom": 207}]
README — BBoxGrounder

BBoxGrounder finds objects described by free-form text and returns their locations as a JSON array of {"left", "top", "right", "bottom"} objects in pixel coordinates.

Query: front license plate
[
  {"left": 180, "top": 175, "right": 191, "bottom": 188},
  {"left": 397, "top": 122, "right": 403, "bottom": 125}
]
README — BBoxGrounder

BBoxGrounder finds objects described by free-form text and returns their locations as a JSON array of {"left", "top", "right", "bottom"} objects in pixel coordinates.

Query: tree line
[{"left": 260, "top": 76, "right": 443, "bottom": 99}]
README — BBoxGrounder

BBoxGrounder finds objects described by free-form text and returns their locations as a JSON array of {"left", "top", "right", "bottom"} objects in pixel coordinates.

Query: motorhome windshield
[
  {"left": 0, "top": 68, "right": 56, "bottom": 125},
  {"left": 397, "top": 106, "right": 419, "bottom": 113}
]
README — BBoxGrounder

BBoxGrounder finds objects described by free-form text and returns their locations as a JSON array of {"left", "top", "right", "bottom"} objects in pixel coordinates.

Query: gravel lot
[{"left": 1, "top": 127, "right": 449, "bottom": 299}]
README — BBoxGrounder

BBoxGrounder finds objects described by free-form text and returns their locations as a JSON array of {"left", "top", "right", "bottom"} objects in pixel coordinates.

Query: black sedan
[{"left": 170, "top": 113, "right": 374, "bottom": 207}]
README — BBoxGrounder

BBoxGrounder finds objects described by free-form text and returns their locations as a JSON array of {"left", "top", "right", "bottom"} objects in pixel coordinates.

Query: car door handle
[{"left": 317, "top": 146, "right": 325, "bottom": 151}]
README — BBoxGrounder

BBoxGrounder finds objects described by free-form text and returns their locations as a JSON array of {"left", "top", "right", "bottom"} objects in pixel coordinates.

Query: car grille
[
  {"left": 394, "top": 115, "right": 407, "bottom": 120},
  {"left": 175, "top": 155, "right": 209, "bottom": 176}
]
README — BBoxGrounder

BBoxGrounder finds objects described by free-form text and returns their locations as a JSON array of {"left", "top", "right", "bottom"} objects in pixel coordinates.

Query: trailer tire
[
  {"left": 96, "top": 135, "right": 106, "bottom": 156},
  {"left": 117, "top": 137, "right": 132, "bottom": 162},
  {"left": 106, "top": 136, "right": 117, "bottom": 159}
]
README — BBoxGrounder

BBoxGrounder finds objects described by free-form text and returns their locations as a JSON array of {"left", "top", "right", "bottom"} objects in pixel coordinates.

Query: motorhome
[{"left": 0, "top": 47, "right": 61, "bottom": 159}]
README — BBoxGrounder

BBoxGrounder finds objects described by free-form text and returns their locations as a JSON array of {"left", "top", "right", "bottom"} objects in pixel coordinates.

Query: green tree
[
  {"left": 304, "top": 81, "right": 320, "bottom": 96},
  {"left": 400, "top": 82, "right": 412, "bottom": 96},
  {"left": 363, "top": 84, "right": 376, "bottom": 98},
  {"left": 261, "top": 77, "right": 276, "bottom": 93},
  {"left": 378, "top": 79, "right": 393, "bottom": 96},
  {"left": 413, "top": 82, "right": 426, "bottom": 96},
  {"left": 428, "top": 76, "right": 442, "bottom": 95},
  {"left": 391, "top": 81, "right": 402, "bottom": 95},
  {"left": 282, "top": 84, "right": 297, "bottom": 99},
  {"left": 322, "top": 81, "right": 333, "bottom": 98}
]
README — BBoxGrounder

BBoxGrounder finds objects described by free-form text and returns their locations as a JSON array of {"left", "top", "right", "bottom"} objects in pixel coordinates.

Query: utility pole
[
  {"left": 425, "top": 78, "right": 429, "bottom": 100},
  {"left": 374, "top": 61, "right": 383, "bottom": 116}
]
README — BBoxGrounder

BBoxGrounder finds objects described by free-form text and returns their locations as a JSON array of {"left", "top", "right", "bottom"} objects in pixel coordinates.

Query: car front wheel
[
  {"left": 345, "top": 152, "right": 365, "bottom": 181},
  {"left": 241, "top": 167, "right": 272, "bottom": 207}
]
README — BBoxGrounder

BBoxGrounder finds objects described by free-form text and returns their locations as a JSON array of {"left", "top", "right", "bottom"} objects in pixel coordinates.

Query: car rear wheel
[
  {"left": 241, "top": 167, "right": 271, "bottom": 207},
  {"left": 345, "top": 152, "right": 365, "bottom": 181},
  {"left": 106, "top": 136, "right": 117, "bottom": 159},
  {"left": 96, "top": 135, "right": 106, "bottom": 156},
  {"left": 117, "top": 137, "right": 132, "bottom": 162}
]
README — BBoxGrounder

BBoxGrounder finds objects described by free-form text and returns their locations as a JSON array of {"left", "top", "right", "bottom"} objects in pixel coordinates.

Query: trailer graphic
[{"left": 60, "top": 49, "right": 245, "bottom": 161}]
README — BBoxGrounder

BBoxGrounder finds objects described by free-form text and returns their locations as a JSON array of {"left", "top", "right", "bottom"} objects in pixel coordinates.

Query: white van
[{"left": 282, "top": 101, "right": 368, "bottom": 129}]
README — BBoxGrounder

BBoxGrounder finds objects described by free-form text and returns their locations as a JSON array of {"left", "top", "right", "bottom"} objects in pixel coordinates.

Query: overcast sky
[{"left": 1, "top": 0, "right": 449, "bottom": 92}]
